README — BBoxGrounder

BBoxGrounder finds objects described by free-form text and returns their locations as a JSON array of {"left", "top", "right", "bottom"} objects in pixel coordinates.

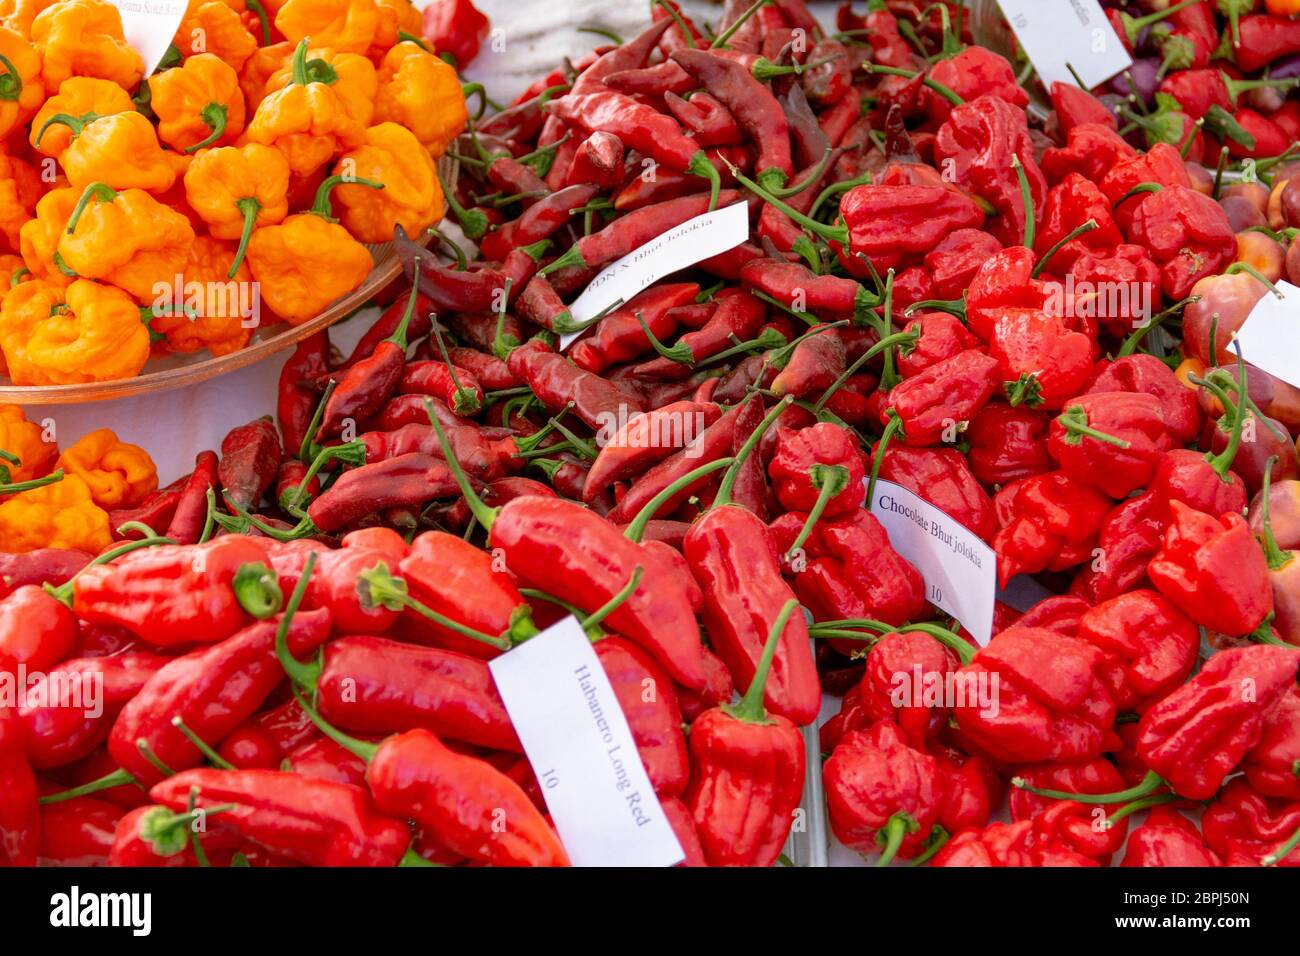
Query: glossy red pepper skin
[
  {"left": 1138, "top": 645, "right": 1300, "bottom": 801},
  {"left": 771, "top": 329, "right": 846, "bottom": 399},
  {"left": 307, "top": 453, "right": 460, "bottom": 533},
  {"left": 1077, "top": 590, "right": 1199, "bottom": 712},
  {"left": 1050, "top": 80, "right": 1117, "bottom": 133},
  {"left": 216, "top": 722, "right": 282, "bottom": 770},
  {"left": 109, "top": 608, "right": 332, "bottom": 786},
  {"left": 872, "top": 443, "right": 997, "bottom": 542},
  {"left": 0, "top": 585, "right": 79, "bottom": 674},
  {"left": 836, "top": 184, "right": 984, "bottom": 270},
  {"left": 936, "top": 748, "right": 1001, "bottom": 835},
  {"left": 897, "top": 312, "right": 979, "bottom": 378},
  {"left": 218, "top": 417, "right": 283, "bottom": 510},
  {"left": 73, "top": 537, "right": 271, "bottom": 647},
  {"left": 570, "top": 283, "right": 700, "bottom": 374},
  {"left": 20, "top": 652, "right": 169, "bottom": 770},
  {"left": 993, "top": 471, "right": 1113, "bottom": 586},
  {"left": 399, "top": 361, "right": 485, "bottom": 416},
  {"left": 278, "top": 332, "right": 331, "bottom": 458},
  {"left": 1009, "top": 757, "right": 1130, "bottom": 862},
  {"left": 368, "top": 729, "right": 569, "bottom": 867},
  {"left": 584, "top": 401, "right": 723, "bottom": 502},
  {"left": 926, "top": 47, "right": 1029, "bottom": 119},
  {"left": 1087, "top": 354, "right": 1202, "bottom": 445},
  {"left": 953, "top": 627, "right": 1121, "bottom": 765},
  {"left": 39, "top": 797, "right": 123, "bottom": 867},
  {"left": 825, "top": 720, "right": 943, "bottom": 860},
  {"left": 1034, "top": 174, "right": 1124, "bottom": 274},
  {"left": 493, "top": 496, "right": 710, "bottom": 689},
  {"left": 314, "top": 635, "right": 520, "bottom": 752},
  {"left": 932, "top": 819, "right": 1098, "bottom": 867},
  {"left": 1049, "top": 391, "right": 1174, "bottom": 499},
  {"left": 1042, "top": 122, "right": 1138, "bottom": 187},
  {"left": 1203, "top": 779, "right": 1300, "bottom": 866},
  {"left": 769, "top": 422, "right": 867, "bottom": 515},
  {"left": 0, "top": 549, "right": 92, "bottom": 590},
  {"left": 966, "top": 403, "right": 1052, "bottom": 487},
  {"left": 1147, "top": 502, "right": 1273, "bottom": 636},
  {"left": 1233, "top": 14, "right": 1300, "bottom": 73},
  {"left": 1122, "top": 806, "right": 1221, "bottom": 867},
  {"left": 1127, "top": 185, "right": 1236, "bottom": 300},
  {"left": 284, "top": 736, "right": 368, "bottom": 788},
  {"left": 361, "top": 423, "right": 511, "bottom": 480},
  {"left": 594, "top": 637, "right": 689, "bottom": 797},
  {"left": 152, "top": 768, "right": 412, "bottom": 867},
  {"left": 0, "top": 706, "right": 39, "bottom": 866},
  {"left": 1243, "top": 687, "right": 1300, "bottom": 801},
  {"left": 507, "top": 340, "right": 646, "bottom": 430},
  {"left": 166, "top": 451, "right": 220, "bottom": 545},
  {"left": 684, "top": 505, "right": 821, "bottom": 725},
  {"left": 422, "top": 0, "right": 490, "bottom": 69},
  {"left": 989, "top": 310, "right": 1097, "bottom": 413},
  {"left": 885, "top": 349, "right": 1002, "bottom": 446}
]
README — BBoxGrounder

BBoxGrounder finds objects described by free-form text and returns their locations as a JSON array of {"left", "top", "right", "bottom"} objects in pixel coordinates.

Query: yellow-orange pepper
[
  {"left": 0, "top": 24, "right": 43, "bottom": 139},
  {"left": 274, "top": 0, "right": 380, "bottom": 56},
  {"left": 334, "top": 122, "right": 442, "bottom": 243},
  {"left": 0, "top": 404, "right": 56, "bottom": 482},
  {"left": 13, "top": 278, "right": 150, "bottom": 384},
  {"left": 238, "top": 40, "right": 291, "bottom": 113},
  {"left": 0, "top": 147, "right": 39, "bottom": 252},
  {"left": 0, "top": 252, "right": 26, "bottom": 289},
  {"left": 31, "top": 0, "right": 144, "bottom": 92},
  {"left": 40, "top": 111, "right": 177, "bottom": 193},
  {"left": 150, "top": 234, "right": 256, "bottom": 355},
  {"left": 55, "top": 427, "right": 156, "bottom": 509},
  {"left": 29, "top": 75, "right": 134, "bottom": 158},
  {"left": 18, "top": 186, "right": 77, "bottom": 285},
  {"left": 0, "top": 471, "right": 111, "bottom": 552},
  {"left": 246, "top": 174, "right": 377, "bottom": 324},
  {"left": 184, "top": 143, "right": 289, "bottom": 276},
  {"left": 149, "top": 53, "right": 247, "bottom": 154},
  {"left": 58, "top": 184, "right": 195, "bottom": 302},
  {"left": 373, "top": 41, "right": 466, "bottom": 157},
  {"left": 370, "top": 0, "right": 422, "bottom": 57},
  {"left": 0, "top": 277, "right": 58, "bottom": 381},
  {"left": 175, "top": 0, "right": 258, "bottom": 73},
  {"left": 0, "top": 0, "right": 57, "bottom": 38},
  {"left": 248, "top": 39, "right": 374, "bottom": 176}
]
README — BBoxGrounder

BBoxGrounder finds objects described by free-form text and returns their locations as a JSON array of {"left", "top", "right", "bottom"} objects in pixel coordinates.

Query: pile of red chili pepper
[{"left": 3, "top": 0, "right": 1300, "bottom": 868}]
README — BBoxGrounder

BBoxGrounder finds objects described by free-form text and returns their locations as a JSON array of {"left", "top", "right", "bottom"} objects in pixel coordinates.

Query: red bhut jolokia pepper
[
  {"left": 1041, "top": 122, "right": 1138, "bottom": 186},
  {"left": 595, "top": 636, "right": 690, "bottom": 797},
  {"left": 1202, "top": 779, "right": 1300, "bottom": 866},
  {"left": 952, "top": 626, "right": 1121, "bottom": 764},
  {"left": 930, "top": 819, "right": 1098, "bottom": 867},
  {"left": 218, "top": 417, "right": 282, "bottom": 510},
  {"left": 966, "top": 403, "right": 1053, "bottom": 487},
  {"left": 150, "top": 768, "right": 413, "bottom": 867},
  {"left": 1242, "top": 686, "right": 1300, "bottom": 800},
  {"left": 1050, "top": 81, "right": 1117, "bottom": 133},
  {"left": 1147, "top": 501, "right": 1274, "bottom": 637},
  {"left": 988, "top": 309, "right": 1097, "bottom": 412},
  {"left": 1086, "top": 354, "right": 1202, "bottom": 445},
  {"left": 39, "top": 797, "right": 124, "bottom": 867},
  {"left": 686, "top": 598, "right": 806, "bottom": 867},
  {"left": 1075, "top": 590, "right": 1200, "bottom": 712},
  {"left": 1099, "top": 143, "right": 1192, "bottom": 232},
  {"left": 768, "top": 422, "right": 867, "bottom": 550},
  {"left": 422, "top": 0, "right": 491, "bottom": 70},
  {"left": 870, "top": 442, "right": 997, "bottom": 542},
  {"left": 1048, "top": 391, "right": 1174, "bottom": 499},
  {"left": 72, "top": 537, "right": 280, "bottom": 647},
  {"left": 1034, "top": 174, "right": 1123, "bottom": 274},
  {"left": 992, "top": 472, "right": 1113, "bottom": 586},
  {"left": 0, "top": 585, "right": 79, "bottom": 675},
  {"left": 1121, "top": 806, "right": 1222, "bottom": 867},
  {"left": 0, "top": 706, "right": 39, "bottom": 866},
  {"left": 825, "top": 720, "right": 944, "bottom": 866},
  {"left": 1126, "top": 185, "right": 1236, "bottom": 299},
  {"left": 882, "top": 349, "right": 1002, "bottom": 447},
  {"left": 1009, "top": 758, "right": 1131, "bottom": 862}
]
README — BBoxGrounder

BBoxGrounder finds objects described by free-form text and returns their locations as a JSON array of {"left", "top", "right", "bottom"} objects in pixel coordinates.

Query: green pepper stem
[
  {"left": 785, "top": 465, "right": 850, "bottom": 559},
  {"left": 907, "top": 824, "right": 950, "bottom": 867},
  {"left": 1104, "top": 792, "right": 1178, "bottom": 828},
  {"left": 1032, "top": 219, "right": 1097, "bottom": 279},
  {"left": 1262, "top": 819, "right": 1300, "bottom": 866},
  {"left": 227, "top": 197, "right": 261, "bottom": 278},
  {"left": 1011, "top": 156, "right": 1035, "bottom": 251},
  {"left": 623, "top": 457, "right": 735, "bottom": 542},
  {"left": 1258, "top": 456, "right": 1293, "bottom": 571},
  {"left": 185, "top": 102, "right": 229, "bottom": 153},
  {"left": 1010, "top": 769, "right": 1167, "bottom": 804},
  {"left": 721, "top": 154, "right": 850, "bottom": 246},
  {"left": 357, "top": 561, "right": 512, "bottom": 650},
  {"left": 312, "top": 175, "right": 384, "bottom": 220},
  {"left": 579, "top": 566, "right": 643, "bottom": 631},
  {"left": 1226, "top": 261, "right": 1284, "bottom": 299},
  {"left": 715, "top": 396, "right": 794, "bottom": 507},
  {"left": 1118, "top": 295, "right": 1198, "bottom": 357},
  {"left": 862, "top": 63, "right": 963, "bottom": 106},
  {"left": 814, "top": 327, "right": 917, "bottom": 414},
  {"left": 636, "top": 310, "right": 694, "bottom": 364},
  {"left": 232, "top": 562, "right": 283, "bottom": 620},
  {"left": 900, "top": 622, "right": 976, "bottom": 667},
  {"left": 387, "top": 275, "right": 422, "bottom": 350},
  {"left": 275, "top": 552, "right": 321, "bottom": 690},
  {"left": 34, "top": 111, "right": 99, "bottom": 148},
  {"left": 0, "top": 52, "right": 22, "bottom": 101},
  {"left": 728, "top": 598, "right": 800, "bottom": 723},
  {"left": 1057, "top": 405, "right": 1132, "bottom": 449},
  {"left": 65, "top": 182, "right": 118, "bottom": 235},
  {"left": 46, "top": 534, "right": 174, "bottom": 606},
  {"left": 287, "top": 439, "right": 365, "bottom": 512},
  {"left": 769, "top": 147, "right": 834, "bottom": 199},
  {"left": 686, "top": 150, "right": 722, "bottom": 212},
  {"left": 865, "top": 412, "right": 903, "bottom": 509},
  {"left": 1205, "top": 345, "right": 1251, "bottom": 479},
  {"left": 874, "top": 812, "right": 915, "bottom": 867},
  {"left": 0, "top": 468, "right": 65, "bottom": 495},
  {"left": 711, "top": 0, "right": 770, "bottom": 49},
  {"left": 810, "top": 171, "right": 871, "bottom": 220},
  {"left": 291, "top": 685, "right": 378, "bottom": 764},
  {"left": 38, "top": 768, "right": 137, "bottom": 805},
  {"left": 427, "top": 405, "right": 500, "bottom": 530},
  {"left": 436, "top": 165, "right": 489, "bottom": 240},
  {"left": 171, "top": 717, "right": 236, "bottom": 770}
]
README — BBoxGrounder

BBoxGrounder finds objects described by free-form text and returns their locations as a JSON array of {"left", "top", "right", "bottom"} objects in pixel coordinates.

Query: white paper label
[
  {"left": 560, "top": 201, "right": 749, "bottom": 350},
  {"left": 108, "top": 0, "right": 189, "bottom": 75},
  {"left": 489, "top": 617, "right": 685, "bottom": 867},
  {"left": 869, "top": 480, "right": 998, "bottom": 646},
  {"left": 996, "top": 0, "right": 1132, "bottom": 92},
  {"left": 1236, "top": 279, "right": 1300, "bottom": 390}
]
